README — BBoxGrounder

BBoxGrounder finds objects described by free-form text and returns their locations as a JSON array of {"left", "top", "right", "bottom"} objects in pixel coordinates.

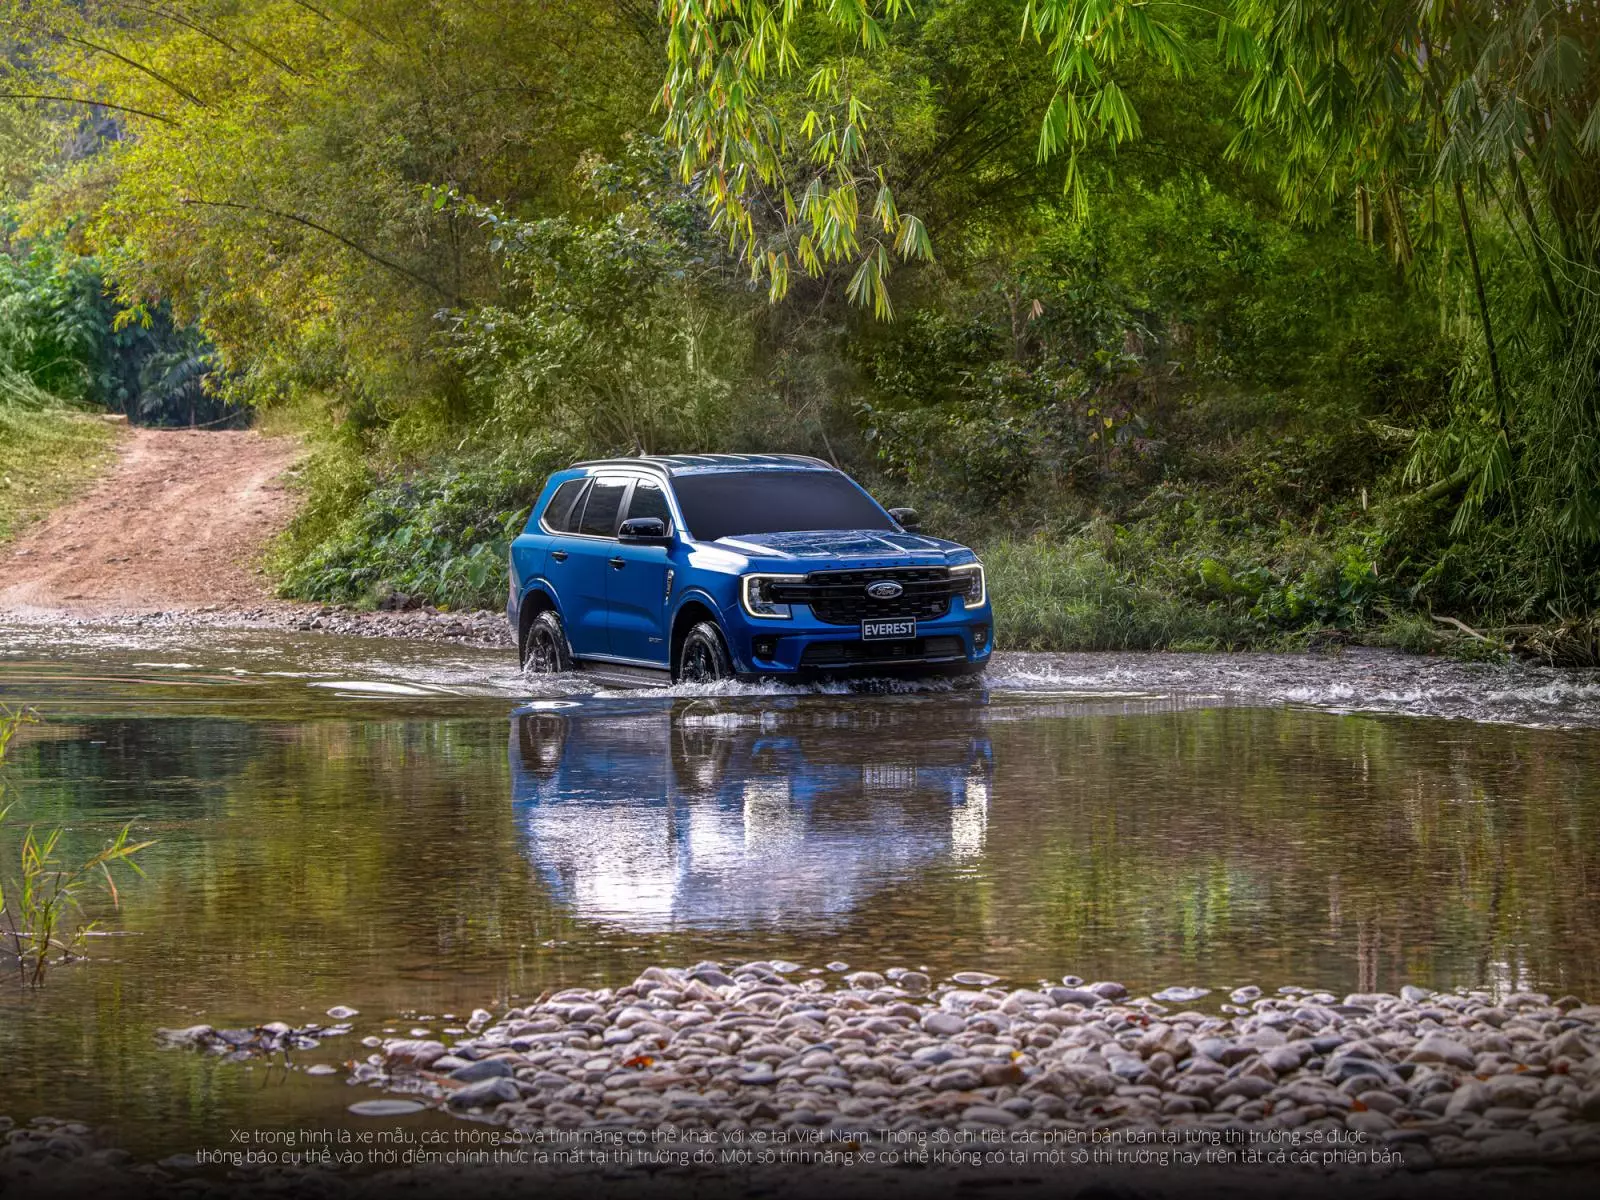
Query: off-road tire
[
  {"left": 677, "top": 621, "right": 734, "bottom": 683},
  {"left": 522, "top": 609, "right": 573, "bottom": 674}
]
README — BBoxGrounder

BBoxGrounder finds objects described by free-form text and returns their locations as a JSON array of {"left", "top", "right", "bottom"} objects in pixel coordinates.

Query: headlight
[
  {"left": 741, "top": 574, "right": 804, "bottom": 620},
  {"left": 951, "top": 562, "right": 986, "bottom": 608}
]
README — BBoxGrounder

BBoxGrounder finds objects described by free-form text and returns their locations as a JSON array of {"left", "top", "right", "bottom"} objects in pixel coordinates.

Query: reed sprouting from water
[{"left": 0, "top": 709, "right": 155, "bottom": 986}]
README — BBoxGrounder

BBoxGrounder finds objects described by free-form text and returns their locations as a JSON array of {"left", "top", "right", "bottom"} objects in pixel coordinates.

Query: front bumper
[{"left": 721, "top": 599, "right": 994, "bottom": 680}]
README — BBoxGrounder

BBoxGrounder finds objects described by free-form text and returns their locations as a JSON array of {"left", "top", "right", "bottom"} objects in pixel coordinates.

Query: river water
[{"left": 0, "top": 623, "right": 1598, "bottom": 1159}]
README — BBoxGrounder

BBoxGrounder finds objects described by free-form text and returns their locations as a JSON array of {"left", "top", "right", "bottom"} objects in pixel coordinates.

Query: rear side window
[
  {"left": 541, "top": 478, "right": 588, "bottom": 532},
  {"left": 576, "top": 478, "right": 629, "bottom": 537},
  {"left": 625, "top": 479, "right": 672, "bottom": 527}
]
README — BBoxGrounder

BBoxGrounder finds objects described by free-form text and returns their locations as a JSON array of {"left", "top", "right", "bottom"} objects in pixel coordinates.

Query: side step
[{"left": 573, "top": 661, "right": 673, "bottom": 689}]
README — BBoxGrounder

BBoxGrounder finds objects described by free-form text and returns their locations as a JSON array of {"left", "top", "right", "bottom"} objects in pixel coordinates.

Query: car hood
[{"left": 712, "top": 529, "right": 964, "bottom": 561}]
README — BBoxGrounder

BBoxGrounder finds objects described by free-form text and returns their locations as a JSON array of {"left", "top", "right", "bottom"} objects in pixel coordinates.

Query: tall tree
[{"left": 3, "top": 0, "right": 659, "bottom": 417}]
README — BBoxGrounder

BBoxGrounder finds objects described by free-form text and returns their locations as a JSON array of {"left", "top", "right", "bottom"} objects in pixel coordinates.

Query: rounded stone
[
  {"left": 449, "top": 1058, "right": 515, "bottom": 1083},
  {"left": 349, "top": 1099, "right": 426, "bottom": 1117},
  {"left": 921, "top": 1011, "right": 966, "bottom": 1037}
]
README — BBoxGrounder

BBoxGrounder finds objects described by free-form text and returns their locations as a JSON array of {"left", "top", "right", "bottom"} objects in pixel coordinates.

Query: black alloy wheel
[
  {"left": 677, "top": 621, "right": 733, "bottom": 683},
  {"left": 523, "top": 609, "right": 572, "bottom": 674}
]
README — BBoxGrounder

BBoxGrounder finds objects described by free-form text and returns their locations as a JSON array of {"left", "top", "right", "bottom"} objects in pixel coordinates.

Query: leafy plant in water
[{"left": 0, "top": 709, "right": 155, "bottom": 986}]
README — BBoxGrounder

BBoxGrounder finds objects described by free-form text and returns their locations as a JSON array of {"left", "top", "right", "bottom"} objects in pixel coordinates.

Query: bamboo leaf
[
  {"left": 895, "top": 213, "right": 931, "bottom": 261},
  {"left": 1579, "top": 99, "right": 1600, "bottom": 153}
]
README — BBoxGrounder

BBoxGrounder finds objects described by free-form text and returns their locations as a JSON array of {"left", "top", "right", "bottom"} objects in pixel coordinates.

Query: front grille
[
  {"left": 772, "top": 567, "right": 961, "bottom": 626},
  {"left": 801, "top": 635, "right": 966, "bottom": 668}
]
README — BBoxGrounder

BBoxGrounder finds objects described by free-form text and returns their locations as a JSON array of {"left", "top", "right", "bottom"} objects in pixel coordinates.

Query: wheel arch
[
  {"left": 669, "top": 593, "right": 722, "bottom": 679},
  {"left": 517, "top": 584, "right": 559, "bottom": 661}
]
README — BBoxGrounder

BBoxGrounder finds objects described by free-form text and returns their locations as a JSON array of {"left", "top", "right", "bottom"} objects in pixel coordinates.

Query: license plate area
[{"left": 862, "top": 618, "right": 917, "bottom": 641}]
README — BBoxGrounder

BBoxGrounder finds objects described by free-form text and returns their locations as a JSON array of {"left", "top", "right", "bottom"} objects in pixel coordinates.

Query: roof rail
[
  {"left": 767, "top": 453, "right": 833, "bottom": 468},
  {"left": 568, "top": 453, "right": 835, "bottom": 476},
  {"left": 568, "top": 457, "right": 673, "bottom": 475}
]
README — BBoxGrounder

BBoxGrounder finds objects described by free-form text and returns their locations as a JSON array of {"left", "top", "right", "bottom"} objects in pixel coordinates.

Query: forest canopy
[{"left": 2, "top": 1, "right": 1597, "bottom": 653}]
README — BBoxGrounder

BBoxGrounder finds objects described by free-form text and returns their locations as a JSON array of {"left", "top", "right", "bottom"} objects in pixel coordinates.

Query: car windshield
[{"left": 672, "top": 471, "right": 895, "bottom": 542}]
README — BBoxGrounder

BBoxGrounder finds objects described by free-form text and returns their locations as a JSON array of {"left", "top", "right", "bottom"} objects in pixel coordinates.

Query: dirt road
[{"left": 0, "top": 427, "right": 301, "bottom": 614}]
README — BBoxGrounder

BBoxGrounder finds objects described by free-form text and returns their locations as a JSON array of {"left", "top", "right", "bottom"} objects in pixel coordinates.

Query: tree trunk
[
  {"left": 1509, "top": 153, "right": 1567, "bottom": 324},
  {"left": 1453, "top": 179, "right": 1509, "bottom": 434}
]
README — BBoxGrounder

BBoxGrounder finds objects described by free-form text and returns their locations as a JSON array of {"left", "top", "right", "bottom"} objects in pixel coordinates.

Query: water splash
[{"left": 6, "top": 620, "right": 1600, "bottom": 728}]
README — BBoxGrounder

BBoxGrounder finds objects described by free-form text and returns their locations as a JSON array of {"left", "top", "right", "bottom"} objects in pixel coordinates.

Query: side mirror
[
  {"left": 618, "top": 516, "right": 671, "bottom": 543},
  {"left": 888, "top": 507, "right": 922, "bottom": 532}
]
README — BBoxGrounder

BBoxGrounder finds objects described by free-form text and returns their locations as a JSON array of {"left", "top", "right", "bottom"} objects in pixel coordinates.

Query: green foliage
[
  {"left": 0, "top": 709, "right": 155, "bottom": 986},
  {"left": 8, "top": 0, "right": 660, "bottom": 425},
  {"left": 1010, "top": 1, "right": 1600, "bottom": 619},
  {"left": 278, "top": 444, "right": 571, "bottom": 611},
  {"left": 984, "top": 494, "right": 1387, "bottom": 652},
  {"left": 443, "top": 144, "right": 756, "bottom": 454},
  {"left": 856, "top": 179, "right": 1438, "bottom": 525},
  {"left": 658, "top": 0, "right": 931, "bottom": 315},
  {"left": 0, "top": 235, "right": 105, "bottom": 403},
  {"left": 0, "top": 222, "right": 234, "bottom": 425},
  {"left": 4, "top": 0, "right": 1596, "bottom": 641}
]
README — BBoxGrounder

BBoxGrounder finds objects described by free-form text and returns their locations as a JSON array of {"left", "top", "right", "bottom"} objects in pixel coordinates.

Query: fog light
[
  {"left": 753, "top": 636, "right": 778, "bottom": 660},
  {"left": 972, "top": 625, "right": 991, "bottom": 650}
]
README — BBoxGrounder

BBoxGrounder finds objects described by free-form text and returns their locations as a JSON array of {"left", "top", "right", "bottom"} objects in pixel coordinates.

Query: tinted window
[
  {"left": 542, "top": 478, "right": 588, "bottom": 532},
  {"left": 576, "top": 478, "right": 628, "bottom": 537},
  {"left": 672, "top": 471, "right": 894, "bottom": 542},
  {"left": 625, "top": 479, "right": 672, "bottom": 527}
]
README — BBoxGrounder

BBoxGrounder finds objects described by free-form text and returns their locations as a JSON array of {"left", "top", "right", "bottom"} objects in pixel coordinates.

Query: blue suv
[
  {"left": 508, "top": 706, "right": 994, "bottom": 927},
  {"left": 507, "top": 454, "right": 993, "bottom": 683}
]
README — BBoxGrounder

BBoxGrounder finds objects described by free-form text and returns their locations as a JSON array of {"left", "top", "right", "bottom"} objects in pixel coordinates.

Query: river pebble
[
  {"left": 348, "top": 1099, "right": 427, "bottom": 1117},
  {"left": 279, "top": 963, "right": 1600, "bottom": 1174},
  {"left": 58, "top": 972, "right": 1591, "bottom": 1198}
]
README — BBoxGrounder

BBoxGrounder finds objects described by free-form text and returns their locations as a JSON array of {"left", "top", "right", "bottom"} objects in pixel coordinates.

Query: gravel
[
  {"left": 329, "top": 965, "right": 1600, "bottom": 1174},
  {"left": 0, "top": 602, "right": 515, "bottom": 648},
  {"left": 11, "top": 968, "right": 1600, "bottom": 1198}
]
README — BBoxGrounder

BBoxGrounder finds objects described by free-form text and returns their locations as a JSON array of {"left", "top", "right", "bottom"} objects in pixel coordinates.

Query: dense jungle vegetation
[{"left": 2, "top": 1, "right": 1598, "bottom": 657}]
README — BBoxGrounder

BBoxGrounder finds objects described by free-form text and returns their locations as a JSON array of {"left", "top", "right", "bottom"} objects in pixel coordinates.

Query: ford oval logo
[{"left": 867, "top": 581, "right": 904, "bottom": 600}]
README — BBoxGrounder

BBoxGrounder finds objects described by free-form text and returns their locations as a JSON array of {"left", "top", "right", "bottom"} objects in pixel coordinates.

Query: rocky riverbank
[
  {"left": 10, "top": 964, "right": 1600, "bottom": 1198},
  {"left": 0, "top": 601, "right": 515, "bottom": 648},
  {"left": 100, "top": 963, "right": 1600, "bottom": 1198},
  {"left": 344, "top": 965, "right": 1600, "bottom": 1166}
]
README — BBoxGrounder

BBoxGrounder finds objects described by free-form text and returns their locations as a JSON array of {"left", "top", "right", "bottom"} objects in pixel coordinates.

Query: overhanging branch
[
  {"left": 177, "top": 196, "right": 458, "bottom": 301},
  {"left": 63, "top": 35, "right": 210, "bottom": 108},
  {"left": 0, "top": 92, "right": 178, "bottom": 125}
]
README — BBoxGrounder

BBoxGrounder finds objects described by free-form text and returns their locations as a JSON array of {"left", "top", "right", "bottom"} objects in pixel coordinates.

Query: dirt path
[{"left": 0, "top": 427, "right": 301, "bottom": 615}]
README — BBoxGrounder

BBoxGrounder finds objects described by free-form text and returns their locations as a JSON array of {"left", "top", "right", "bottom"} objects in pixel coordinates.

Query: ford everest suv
[{"left": 507, "top": 454, "right": 993, "bottom": 683}]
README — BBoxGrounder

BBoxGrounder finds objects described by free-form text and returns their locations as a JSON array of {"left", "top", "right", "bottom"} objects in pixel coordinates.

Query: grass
[
  {"left": 0, "top": 398, "right": 120, "bottom": 543},
  {"left": 983, "top": 535, "right": 1262, "bottom": 652},
  {"left": 981, "top": 530, "right": 1473, "bottom": 657}
]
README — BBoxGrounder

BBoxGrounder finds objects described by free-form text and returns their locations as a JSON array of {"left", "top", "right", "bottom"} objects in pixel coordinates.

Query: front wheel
[
  {"left": 677, "top": 621, "right": 733, "bottom": 683},
  {"left": 522, "top": 609, "right": 573, "bottom": 674}
]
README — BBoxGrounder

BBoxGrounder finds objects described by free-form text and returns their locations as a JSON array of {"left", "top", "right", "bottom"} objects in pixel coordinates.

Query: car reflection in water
[{"left": 509, "top": 701, "right": 994, "bottom": 932}]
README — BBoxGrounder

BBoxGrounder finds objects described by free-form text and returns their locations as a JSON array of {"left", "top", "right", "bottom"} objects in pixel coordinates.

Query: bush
[
  {"left": 982, "top": 495, "right": 1390, "bottom": 652},
  {"left": 0, "top": 222, "right": 237, "bottom": 426},
  {"left": 443, "top": 143, "right": 754, "bottom": 455},
  {"left": 277, "top": 442, "right": 573, "bottom": 610}
]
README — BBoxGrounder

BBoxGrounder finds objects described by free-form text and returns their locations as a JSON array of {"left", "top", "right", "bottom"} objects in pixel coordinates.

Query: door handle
[
  {"left": 551, "top": 550, "right": 568, "bottom": 562},
  {"left": 609, "top": 557, "right": 625, "bottom": 569}
]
